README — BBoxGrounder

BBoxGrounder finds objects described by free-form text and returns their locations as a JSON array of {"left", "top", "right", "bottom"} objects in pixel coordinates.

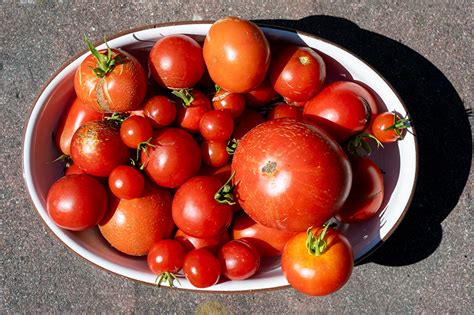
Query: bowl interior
[{"left": 23, "top": 23, "right": 417, "bottom": 292}]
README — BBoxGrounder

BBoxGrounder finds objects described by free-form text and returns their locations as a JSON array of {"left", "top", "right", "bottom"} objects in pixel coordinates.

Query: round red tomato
[
  {"left": 244, "top": 79, "right": 277, "bottom": 108},
  {"left": 268, "top": 103, "right": 303, "bottom": 120},
  {"left": 141, "top": 128, "right": 201, "bottom": 188},
  {"left": 149, "top": 34, "right": 205, "bottom": 89},
  {"left": 74, "top": 45, "right": 146, "bottom": 113},
  {"left": 203, "top": 17, "right": 270, "bottom": 93},
  {"left": 303, "top": 81, "right": 378, "bottom": 143},
  {"left": 336, "top": 157, "right": 384, "bottom": 223},
  {"left": 232, "top": 110, "right": 265, "bottom": 140},
  {"left": 232, "top": 119, "right": 352, "bottom": 231},
  {"left": 70, "top": 121, "right": 130, "bottom": 177},
  {"left": 172, "top": 176, "right": 233, "bottom": 239},
  {"left": 174, "top": 89, "right": 212, "bottom": 133},
  {"left": 120, "top": 116, "right": 153, "bottom": 149},
  {"left": 199, "top": 110, "right": 234, "bottom": 142},
  {"left": 218, "top": 239, "right": 260, "bottom": 280},
  {"left": 282, "top": 226, "right": 353, "bottom": 296},
  {"left": 99, "top": 182, "right": 174, "bottom": 256},
  {"left": 147, "top": 239, "right": 185, "bottom": 287},
  {"left": 183, "top": 249, "right": 221, "bottom": 288},
  {"left": 269, "top": 46, "right": 326, "bottom": 102},
  {"left": 108, "top": 165, "right": 145, "bottom": 200},
  {"left": 371, "top": 112, "right": 410, "bottom": 143},
  {"left": 212, "top": 90, "right": 246, "bottom": 118},
  {"left": 143, "top": 95, "right": 177, "bottom": 128},
  {"left": 200, "top": 140, "right": 230, "bottom": 168},
  {"left": 47, "top": 174, "right": 107, "bottom": 231},
  {"left": 175, "top": 229, "right": 229, "bottom": 254}
]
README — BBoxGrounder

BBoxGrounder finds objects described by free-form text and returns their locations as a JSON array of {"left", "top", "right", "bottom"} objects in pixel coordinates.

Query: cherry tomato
[
  {"left": 282, "top": 226, "right": 353, "bottom": 296},
  {"left": 70, "top": 121, "right": 130, "bottom": 177},
  {"left": 108, "top": 165, "right": 145, "bottom": 200},
  {"left": 232, "top": 119, "right": 352, "bottom": 231},
  {"left": 232, "top": 213, "right": 297, "bottom": 257},
  {"left": 268, "top": 103, "right": 303, "bottom": 120},
  {"left": 244, "top": 79, "right": 277, "bottom": 108},
  {"left": 303, "top": 81, "right": 378, "bottom": 143},
  {"left": 232, "top": 110, "right": 265, "bottom": 140},
  {"left": 203, "top": 17, "right": 270, "bottom": 93},
  {"left": 74, "top": 44, "right": 147, "bottom": 113},
  {"left": 99, "top": 182, "right": 174, "bottom": 256},
  {"left": 172, "top": 176, "right": 233, "bottom": 239},
  {"left": 218, "top": 239, "right": 260, "bottom": 280},
  {"left": 201, "top": 140, "right": 229, "bottom": 168},
  {"left": 120, "top": 116, "right": 153, "bottom": 149},
  {"left": 269, "top": 46, "right": 326, "bottom": 102},
  {"left": 47, "top": 174, "right": 107, "bottom": 231},
  {"left": 183, "top": 249, "right": 221, "bottom": 288},
  {"left": 212, "top": 90, "right": 246, "bottom": 118},
  {"left": 199, "top": 110, "right": 234, "bottom": 142},
  {"left": 371, "top": 112, "right": 410, "bottom": 143},
  {"left": 141, "top": 128, "right": 201, "bottom": 188},
  {"left": 65, "top": 162, "right": 86, "bottom": 176},
  {"left": 55, "top": 98, "right": 103, "bottom": 155},
  {"left": 175, "top": 89, "right": 212, "bottom": 133},
  {"left": 336, "top": 157, "right": 384, "bottom": 223},
  {"left": 147, "top": 239, "right": 185, "bottom": 286},
  {"left": 142, "top": 95, "right": 177, "bottom": 128},
  {"left": 149, "top": 34, "right": 205, "bottom": 89},
  {"left": 175, "top": 229, "right": 229, "bottom": 254}
]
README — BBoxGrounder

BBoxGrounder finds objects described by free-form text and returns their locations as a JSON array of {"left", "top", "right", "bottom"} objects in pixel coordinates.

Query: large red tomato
[
  {"left": 203, "top": 17, "right": 271, "bottom": 93},
  {"left": 232, "top": 119, "right": 352, "bottom": 231}
]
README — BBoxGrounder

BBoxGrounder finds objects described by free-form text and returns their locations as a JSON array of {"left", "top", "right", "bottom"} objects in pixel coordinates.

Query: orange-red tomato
[
  {"left": 244, "top": 79, "right": 277, "bottom": 108},
  {"left": 174, "top": 229, "right": 229, "bottom": 254},
  {"left": 268, "top": 103, "right": 303, "bottom": 120},
  {"left": 142, "top": 95, "right": 177, "bottom": 128},
  {"left": 203, "top": 17, "right": 271, "bottom": 93},
  {"left": 200, "top": 140, "right": 230, "bottom": 168},
  {"left": 212, "top": 90, "right": 246, "bottom": 118},
  {"left": 371, "top": 112, "right": 409, "bottom": 143}
]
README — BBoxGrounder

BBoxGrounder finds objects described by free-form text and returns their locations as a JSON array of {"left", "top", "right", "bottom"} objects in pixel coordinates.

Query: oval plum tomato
[
  {"left": 232, "top": 119, "right": 352, "bottom": 231},
  {"left": 65, "top": 162, "right": 86, "bottom": 176},
  {"left": 99, "top": 182, "right": 174, "bottom": 256},
  {"left": 201, "top": 140, "right": 229, "bottom": 168},
  {"left": 336, "top": 157, "right": 384, "bottom": 223},
  {"left": 172, "top": 176, "right": 233, "bottom": 239},
  {"left": 141, "top": 128, "right": 201, "bottom": 188},
  {"left": 143, "top": 95, "right": 177, "bottom": 128},
  {"left": 371, "top": 112, "right": 410, "bottom": 143},
  {"left": 120, "top": 116, "right": 153, "bottom": 149},
  {"left": 203, "top": 17, "right": 271, "bottom": 93},
  {"left": 74, "top": 40, "right": 147, "bottom": 113},
  {"left": 218, "top": 239, "right": 260, "bottom": 280},
  {"left": 70, "top": 121, "right": 130, "bottom": 177},
  {"left": 183, "top": 249, "right": 221, "bottom": 288},
  {"left": 269, "top": 46, "right": 326, "bottom": 102},
  {"left": 175, "top": 229, "right": 229, "bottom": 254},
  {"left": 147, "top": 239, "right": 185, "bottom": 287},
  {"left": 244, "top": 79, "right": 277, "bottom": 108},
  {"left": 232, "top": 213, "right": 297, "bottom": 257},
  {"left": 149, "top": 34, "right": 205, "bottom": 89},
  {"left": 55, "top": 98, "right": 103, "bottom": 155},
  {"left": 232, "top": 110, "right": 265, "bottom": 140},
  {"left": 303, "top": 81, "right": 378, "bottom": 143},
  {"left": 174, "top": 89, "right": 212, "bottom": 133},
  {"left": 108, "top": 165, "right": 145, "bottom": 200},
  {"left": 212, "top": 89, "right": 246, "bottom": 118},
  {"left": 282, "top": 226, "right": 353, "bottom": 296},
  {"left": 199, "top": 110, "right": 234, "bottom": 142},
  {"left": 268, "top": 103, "right": 303, "bottom": 120},
  {"left": 47, "top": 174, "right": 107, "bottom": 231}
]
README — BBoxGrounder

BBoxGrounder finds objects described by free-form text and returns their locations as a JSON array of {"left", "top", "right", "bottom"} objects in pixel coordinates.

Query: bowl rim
[{"left": 21, "top": 20, "right": 419, "bottom": 292}]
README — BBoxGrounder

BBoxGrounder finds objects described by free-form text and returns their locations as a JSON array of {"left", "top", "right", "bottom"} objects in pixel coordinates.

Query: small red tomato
[
  {"left": 143, "top": 95, "right": 177, "bottom": 128},
  {"left": 232, "top": 110, "right": 265, "bottom": 140},
  {"left": 199, "top": 110, "right": 234, "bottom": 142},
  {"left": 149, "top": 35, "right": 205, "bottom": 89},
  {"left": 270, "top": 46, "right": 326, "bottom": 102},
  {"left": 212, "top": 90, "right": 246, "bottom": 118},
  {"left": 172, "top": 176, "right": 233, "bottom": 239},
  {"left": 175, "top": 229, "right": 229, "bottom": 254},
  {"left": 218, "top": 239, "right": 260, "bottom": 280},
  {"left": 108, "top": 165, "right": 145, "bottom": 200},
  {"left": 47, "top": 174, "right": 108, "bottom": 231},
  {"left": 70, "top": 121, "right": 130, "bottom": 177},
  {"left": 147, "top": 239, "right": 185, "bottom": 287},
  {"left": 120, "top": 116, "right": 153, "bottom": 149},
  {"left": 183, "top": 249, "right": 221, "bottom": 288},
  {"left": 371, "top": 112, "right": 410, "bottom": 143},
  {"left": 198, "top": 163, "right": 232, "bottom": 183},
  {"left": 65, "top": 162, "right": 86, "bottom": 176},
  {"left": 268, "top": 103, "right": 303, "bottom": 120},
  {"left": 201, "top": 140, "right": 230, "bottom": 168},
  {"left": 244, "top": 79, "right": 277, "bottom": 108},
  {"left": 175, "top": 89, "right": 212, "bottom": 133}
]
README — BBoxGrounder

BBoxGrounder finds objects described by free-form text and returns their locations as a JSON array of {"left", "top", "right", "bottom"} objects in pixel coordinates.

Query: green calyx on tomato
[
  {"left": 305, "top": 224, "right": 331, "bottom": 256},
  {"left": 346, "top": 133, "right": 383, "bottom": 157},
  {"left": 103, "top": 112, "right": 129, "bottom": 126},
  {"left": 129, "top": 137, "right": 156, "bottom": 170},
  {"left": 172, "top": 89, "right": 195, "bottom": 107},
  {"left": 84, "top": 35, "right": 121, "bottom": 78},
  {"left": 214, "top": 171, "right": 238, "bottom": 205},
  {"left": 155, "top": 271, "right": 181, "bottom": 288},
  {"left": 226, "top": 138, "right": 238, "bottom": 155},
  {"left": 384, "top": 112, "right": 411, "bottom": 137}
]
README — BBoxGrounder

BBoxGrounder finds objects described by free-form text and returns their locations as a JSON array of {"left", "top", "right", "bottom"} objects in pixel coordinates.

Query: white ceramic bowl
[{"left": 22, "top": 22, "right": 418, "bottom": 292}]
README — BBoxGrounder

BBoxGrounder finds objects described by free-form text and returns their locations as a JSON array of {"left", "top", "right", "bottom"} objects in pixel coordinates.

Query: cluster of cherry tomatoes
[{"left": 47, "top": 16, "right": 411, "bottom": 295}]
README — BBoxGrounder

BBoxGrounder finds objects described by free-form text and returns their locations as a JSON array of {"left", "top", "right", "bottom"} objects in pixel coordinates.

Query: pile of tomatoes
[{"left": 47, "top": 16, "right": 411, "bottom": 295}]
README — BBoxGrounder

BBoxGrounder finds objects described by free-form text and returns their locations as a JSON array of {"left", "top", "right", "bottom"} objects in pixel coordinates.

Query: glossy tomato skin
[
  {"left": 47, "top": 174, "right": 108, "bottom": 231},
  {"left": 268, "top": 103, "right": 303, "bottom": 120},
  {"left": 65, "top": 162, "right": 86, "bottom": 176},
  {"left": 232, "top": 213, "right": 297, "bottom": 257},
  {"left": 74, "top": 48, "right": 147, "bottom": 113},
  {"left": 281, "top": 227, "right": 353, "bottom": 296},
  {"left": 149, "top": 34, "right": 205, "bottom": 89},
  {"left": 303, "top": 81, "right": 378, "bottom": 143},
  {"left": 175, "top": 229, "right": 229, "bottom": 254},
  {"left": 232, "top": 110, "right": 265, "bottom": 140},
  {"left": 218, "top": 239, "right": 260, "bottom": 280},
  {"left": 147, "top": 239, "right": 185, "bottom": 275},
  {"left": 203, "top": 17, "right": 271, "bottom": 93},
  {"left": 244, "top": 79, "right": 277, "bottom": 108},
  {"left": 199, "top": 110, "right": 234, "bottom": 142},
  {"left": 212, "top": 90, "right": 246, "bottom": 118},
  {"left": 120, "top": 116, "right": 153, "bottom": 149},
  {"left": 70, "top": 121, "right": 130, "bottom": 177},
  {"left": 183, "top": 249, "right": 221, "bottom": 288},
  {"left": 371, "top": 112, "right": 406, "bottom": 143},
  {"left": 172, "top": 176, "right": 233, "bottom": 239},
  {"left": 55, "top": 98, "right": 103, "bottom": 156},
  {"left": 336, "top": 157, "right": 384, "bottom": 223},
  {"left": 99, "top": 182, "right": 174, "bottom": 256},
  {"left": 143, "top": 95, "right": 177, "bottom": 128},
  {"left": 269, "top": 46, "right": 326, "bottom": 102},
  {"left": 108, "top": 165, "right": 145, "bottom": 200},
  {"left": 175, "top": 89, "right": 212, "bottom": 133},
  {"left": 141, "top": 128, "right": 201, "bottom": 188},
  {"left": 232, "top": 119, "right": 352, "bottom": 231},
  {"left": 200, "top": 140, "right": 230, "bottom": 168}
]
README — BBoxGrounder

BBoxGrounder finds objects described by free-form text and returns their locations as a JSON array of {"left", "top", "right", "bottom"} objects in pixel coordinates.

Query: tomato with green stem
[
  {"left": 147, "top": 239, "right": 185, "bottom": 287},
  {"left": 108, "top": 165, "right": 145, "bottom": 200},
  {"left": 183, "top": 249, "right": 221, "bottom": 288},
  {"left": 120, "top": 116, "right": 153, "bottom": 149},
  {"left": 371, "top": 111, "right": 411, "bottom": 143},
  {"left": 174, "top": 89, "right": 212, "bottom": 133},
  {"left": 142, "top": 95, "right": 177, "bottom": 128}
]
